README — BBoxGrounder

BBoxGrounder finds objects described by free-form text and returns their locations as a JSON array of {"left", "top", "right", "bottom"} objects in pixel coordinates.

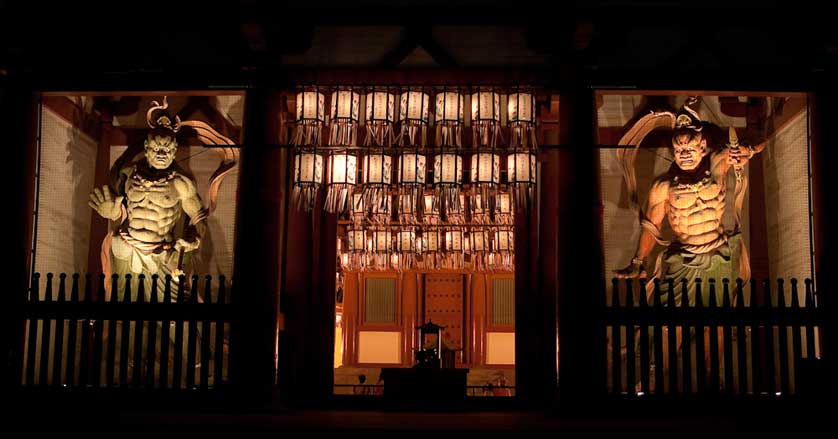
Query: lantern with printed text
[
  {"left": 329, "top": 89, "right": 361, "bottom": 146},
  {"left": 325, "top": 152, "right": 357, "bottom": 214},
  {"left": 370, "top": 192, "right": 392, "bottom": 224},
  {"left": 365, "top": 88, "right": 397, "bottom": 146},
  {"left": 362, "top": 153, "right": 392, "bottom": 215},
  {"left": 292, "top": 151, "right": 323, "bottom": 211},
  {"left": 399, "top": 89, "right": 430, "bottom": 146},
  {"left": 471, "top": 89, "right": 502, "bottom": 147},
  {"left": 470, "top": 152, "right": 501, "bottom": 214},
  {"left": 470, "top": 228, "right": 491, "bottom": 269},
  {"left": 434, "top": 90, "right": 464, "bottom": 147},
  {"left": 507, "top": 151, "right": 537, "bottom": 209},
  {"left": 423, "top": 194, "right": 439, "bottom": 224},
  {"left": 444, "top": 227, "right": 465, "bottom": 269},
  {"left": 350, "top": 193, "right": 367, "bottom": 224},
  {"left": 369, "top": 228, "right": 392, "bottom": 270},
  {"left": 397, "top": 152, "right": 426, "bottom": 219},
  {"left": 345, "top": 227, "right": 366, "bottom": 270},
  {"left": 433, "top": 153, "right": 463, "bottom": 216},
  {"left": 396, "top": 228, "right": 417, "bottom": 270},
  {"left": 495, "top": 192, "right": 513, "bottom": 225},
  {"left": 423, "top": 229, "right": 442, "bottom": 269},
  {"left": 508, "top": 91, "right": 537, "bottom": 148},
  {"left": 492, "top": 227, "right": 515, "bottom": 271},
  {"left": 293, "top": 88, "right": 325, "bottom": 146}
]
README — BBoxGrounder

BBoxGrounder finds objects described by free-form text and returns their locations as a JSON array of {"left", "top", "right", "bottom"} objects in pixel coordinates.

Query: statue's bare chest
[
  {"left": 125, "top": 172, "right": 179, "bottom": 209},
  {"left": 668, "top": 174, "right": 724, "bottom": 210}
]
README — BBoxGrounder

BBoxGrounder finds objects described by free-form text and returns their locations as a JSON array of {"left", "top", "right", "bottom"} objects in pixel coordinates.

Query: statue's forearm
[{"left": 635, "top": 229, "right": 658, "bottom": 261}]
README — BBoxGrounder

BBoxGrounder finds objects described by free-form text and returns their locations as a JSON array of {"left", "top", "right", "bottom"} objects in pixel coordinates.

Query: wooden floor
[{"left": 6, "top": 390, "right": 830, "bottom": 434}]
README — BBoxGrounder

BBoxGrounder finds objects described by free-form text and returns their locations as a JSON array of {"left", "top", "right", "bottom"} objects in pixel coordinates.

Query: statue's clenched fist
[{"left": 88, "top": 186, "right": 124, "bottom": 221}]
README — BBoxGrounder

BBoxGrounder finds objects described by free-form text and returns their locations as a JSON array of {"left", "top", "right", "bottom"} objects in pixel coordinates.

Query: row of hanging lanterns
[
  {"left": 291, "top": 86, "right": 539, "bottom": 215},
  {"left": 293, "top": 149, "right": 536, "bottom": 215},
  {"left": 294, "top": 87, "right": 538, "bottom": 147},
  {"left": 339, "top": 225, "right": 515, "bottom": 272},
  {"left": 349, "top": 192, "right": 514, "bottom": 226}
]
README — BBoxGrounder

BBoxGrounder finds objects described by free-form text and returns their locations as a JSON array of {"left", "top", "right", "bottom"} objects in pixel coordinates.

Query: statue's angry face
[
  {"left": 144, "top": 133, "right": 177, "bottom": 170},
  {"left": 672, "top": 129, "right": 707, "bottom": 171}
]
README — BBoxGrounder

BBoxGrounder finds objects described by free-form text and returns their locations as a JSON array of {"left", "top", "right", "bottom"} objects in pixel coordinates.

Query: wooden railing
[
  {"left": 19, "top": 273, "right": 232, "bottom": 390},
  {"left": 605, "top": 278, "right": 824, "bottom": 397}
]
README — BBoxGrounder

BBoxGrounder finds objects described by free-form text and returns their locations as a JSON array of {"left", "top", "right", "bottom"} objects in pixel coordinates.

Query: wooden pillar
[
  {"left": 810, "top": 90, "right": 837, "bottom": 395},
  {"left": 229, "top": 87, "right": 283, "bottom": 403},
  {"left": 401, "top": 271, "right": 418, "bottom": 366},
  {"left": 341, "top": 272, "right": 359, "bottom": 366},
  {"left": 556, "top": 86, "right": 607, "bottom": 405},
  {"left": 514, "top": 145, "right": 558, "bottom": 406},
  {"left": 745, "top": 98, "right": 770, "bottom": 281},
  {"left": 3, "top": 79, "right": 38, "bottom": 386},
  {"left": 280, "top": 159, "right": 338, "bottom": 407}
]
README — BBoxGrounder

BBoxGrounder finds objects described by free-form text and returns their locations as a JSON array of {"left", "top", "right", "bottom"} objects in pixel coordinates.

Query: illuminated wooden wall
[{"left": 340, "top": 269, "right": 514, "bottom": 368}]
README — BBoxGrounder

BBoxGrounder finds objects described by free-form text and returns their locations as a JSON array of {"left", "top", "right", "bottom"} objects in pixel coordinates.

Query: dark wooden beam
[{"left": 379, "top": 26, "right": 458, "bottom": 68}]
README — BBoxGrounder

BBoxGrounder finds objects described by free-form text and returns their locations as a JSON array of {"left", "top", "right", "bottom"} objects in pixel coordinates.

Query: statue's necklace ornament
[
  {"left": 133, "top": 166, "right": 176, "bottom": 187},
  {"left": 673, "top": 171, "right": 711, "bottom": 193}
]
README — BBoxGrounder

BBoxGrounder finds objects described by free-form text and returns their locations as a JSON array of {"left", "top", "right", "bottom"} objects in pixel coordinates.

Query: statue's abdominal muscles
[
  {"left": 667, "top": 177, "right": 725, "bottom": 247},
  {"left": 126, "top": 177, "right": 181, "bottom": 244}
]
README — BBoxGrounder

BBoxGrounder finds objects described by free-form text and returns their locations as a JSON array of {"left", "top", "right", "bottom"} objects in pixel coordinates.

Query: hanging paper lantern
[
  {"left": 492, "top": 227, "right": 515, "bottom": 271},
  {"left": 469, "top": 228, "right": 491, "bottom": 270},
  {"left": 347, "top": 228, "right": 366, "bottom": 253},
  {"left": 368, "top": 228, "right": 392, "bottom": 270},
  {"left": 434, "top": 91, "right": 464, "bottom": 147},
  {"left": 370, "top": 193, "right": 392, "bottom": 225},
  {"left": 507, "top": 92, "right": 538, "bottom": 148},
  {"left": 398, "top": 192, "right": 418, "bottom": 223},
  {"left": 397, "top": 229, "right": 416, "bottom": 253},
  {"left": 398, "top": 90, "right": 430, "bottom": 146},
  {"left": 444, "top": 193, "right": 467, "bottom": 224},
  {"left": 433, "top": 153, "right": 463, "bottom": 216},
  {"left": 423, "top": 194, "right": 439, "bottom": 224},
  {"left": 362, "top": 153, "right": 392, "bottom": 215},
  {"left": 420, "top": 229, "right": 440, "bottom": 270},
  {"left": 444, "top": 228, "right": 465, "bottom": 269},
  {"left": 325, "top": 152, "right": 357, "bottom": 214},
  {"left": 495, "top": 227, "right": 514, "bottom": 253},
  {"left": 365, "top": 89, "right": 396, "bottom": 146},
  {"left": 293, "top": 89, "right": 325, "bottom": 146},
  {"left": 445, "top": 228, "right": 464, "bottom": 251},
  {"left": 396, "top": 229, "right": 417, "bottom": 270},
  {"left": 329, "top": 89, "right": 360, "bottom": 146},
  {"left": 372, "top": 229, "right": 392, "bottom": 253},
  {"left": 351, "top": 193, "right": 367, "bottom": 223},
  {"left": 397, "top": 152, "right": 426, "bottom": 219},
  {"left": 497, "top": 192, "right": 513, "bottom": 224},
  {"left": 470, "top": 152, "right": 501, "bottom": 214},
  {"left": 470, "top": 228, "right": 490, "bottom": 252},
  {"left": 424, "top": 230, "right": 441, "bottom": 252},
  {"left": 471, "top": 90, "right": 502, "bottom": 147},
  {"left": 507, "top": 151, "right": 537, "bottom": 208},
  {"left": 345, "top": 227, "right": 367, "bottom": 270},
  {"left": 292, "top": 151, "right": 323, "bottom": 211}
]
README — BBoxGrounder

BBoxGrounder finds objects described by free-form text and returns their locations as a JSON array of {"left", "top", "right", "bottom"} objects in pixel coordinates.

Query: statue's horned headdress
[
  {"left": 146, "top": 96, "right": 182, "bottom": 134},
  {"left": 674, "top": 96, "right": 703, "bottom": 132}
]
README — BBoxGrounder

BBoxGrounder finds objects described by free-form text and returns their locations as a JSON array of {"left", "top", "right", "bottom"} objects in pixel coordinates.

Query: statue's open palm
[{"left": 88, "top": 186, "right": 124, "bottom": 221}]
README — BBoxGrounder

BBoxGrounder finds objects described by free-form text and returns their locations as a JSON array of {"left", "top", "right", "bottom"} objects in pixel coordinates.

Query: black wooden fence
[
  {"left": 605, "top": 278, "right": 824, "bottom": 397},
  {"left": 19, "top": 273, "right": 232, "bottom": 390}
]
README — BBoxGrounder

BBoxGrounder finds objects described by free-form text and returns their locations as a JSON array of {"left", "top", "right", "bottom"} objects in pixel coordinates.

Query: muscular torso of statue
[
  {"left": 125, "top": 169, "right": 183, "bottom": 244},
  {"left": 665, "top": 155, "right": 726, "bottom": 248}
]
